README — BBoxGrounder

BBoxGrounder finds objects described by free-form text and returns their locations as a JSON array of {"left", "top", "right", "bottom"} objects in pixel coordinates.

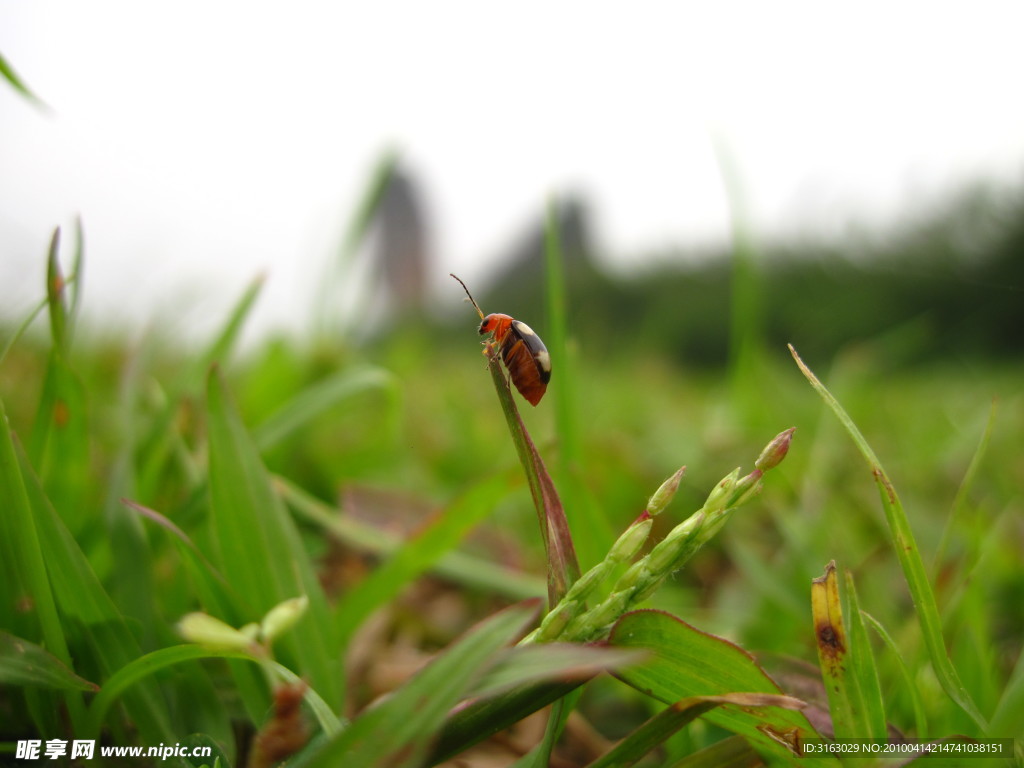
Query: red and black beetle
[{"left": 451, "top": 273, "right": 551, "bottom": 406}]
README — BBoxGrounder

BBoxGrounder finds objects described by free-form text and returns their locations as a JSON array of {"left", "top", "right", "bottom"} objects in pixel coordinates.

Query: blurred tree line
[{"left": 369, "top": 168, "right": 1023, "bottom": 368}]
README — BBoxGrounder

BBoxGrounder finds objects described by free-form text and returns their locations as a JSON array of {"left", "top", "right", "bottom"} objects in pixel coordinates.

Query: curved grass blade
[
  {"left": 254, "top": 365, "right": 395, "bottom": 450},
  {"left": 307, "top": 602, "right": 537, "bottom": 768},
  {"left": 85, "top": 644, "right": 342, "bottom": 740},
  {"left": 0, "top": 295, "right": 48, "bottom": 365},
  {"left": 0, "top": 50, "right": 51, "bottom": 111},
  {"left": 789, "top": 344, "right": 988, "bottom": 731},
  {"left": 668, "top": 734, "right": 763, "bottom": 767},
  {"left": 205, "top": 366, "right": 341, "bottom": 709},
  {"left": 315, "top": 149, "right": 398, "bottom": 337},
  {"left": 334, "top": 471, "right": 515, "bottom": 650},
  {"left": 12, "top": 427, "right": 173, "bottom": 742},
  {"left": 486, "top": 349, "right": 579, "bottom": 605},
  {"left": 0, "top": 631, "right": 97, "bottom": 692},
  {"left": 543, "top": 199, "right": 615, "bottom": 570},
  {"left": 277, "top": 473, "right": 545, "bottom": 600},
  {"left": 609, "top": 609, "right": 831, "bottom": 766},
  {"left": 45, "top": 228, "right": 68, "bottom": 352},
  {"left": 842, "top": 569, "right": 887, "bottom": 740},
  {"left": 471, "top": 644, "right": 642, "bottom": 701},
  {"left": 0, "top": 396, "right": 83, "bottom": 736},
  {"left": 587, "top": 693, "right": 805, "bottom": 768},
  {"left": 811, "top": 561, "right": 886, "bottom": 741},
  {"left": 933, "top": 397, "right": 997, "bottom": 576},
  {"left": 429, "top": 678, "right": 585, "bottom": 765},
  {"left": 861, "top": 611, "right": 928, "bottom": 738}
]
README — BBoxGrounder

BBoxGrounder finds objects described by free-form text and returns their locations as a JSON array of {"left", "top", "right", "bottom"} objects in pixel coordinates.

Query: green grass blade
[
  {"left": 45, "top": 228, "right": 68, "bottom": 352},
  {"left": 714, "top": 138, "right": 762, "bottom": 403},
  {"left": 68, "top": 216, "right": 86, "bottom": 329},
  {"left": 334, "top": 471, "right": 514, "bottom": 649},
  {"left": 486, "top": 349, "right": 580, "bottom": 605},
  {"left": 862, "top": 611, "right": 928, "bottom": 737},
  {"left": 126, "top": 499, "right": 274, "bottom": 727},
  {"left": 308, "top": 602, "right": 536, "bottom": 768},
  {"left": 810, "top": 561, "right": 887, "bottom": 741},
  {"left": 609, "top": 609, "right": 832, "bottom": 767},
  {"left": 514, "top": 689, "right": 581, "bottom": 768},
  {"left": 86, "top": 645, "right": 342, "bottom": 740},
  {"left": 843, "top": 570, "right": 888, "bottom": 740},
  {"left": 988, "top": 643, "right": 1024, "bottom": 757},
  {"left": 471, "top": 644, "right": 641, "bottom": 700},
  {"left": 25, "top": 352, "right": 89, "bottom": 533},
  {"left": 0, "top": 631, "right": 98, "bottom": 692},
  {"left": 254, "top": 365, "right": 395, "bottom": 450},
  {"left": 0, "top": 295, "right": 48, "bottom": 365},
  {"left": 0, "top": 396, "right": 78, "bottom": 735},
  {"left": 315, "top": 149, "right": 398, "bottom": 336},
  {"left": 587, "top": 693, "right": 804, "bottom": 768},
  {"left": 196, "top": 274, "right": 264, "bottom": 374},
  {"left": 0, "top": 49, "right": 51, "bottom": 111},
  {"left": 543, "top": 199, "right": 615, "bottom": 570},
  {"left": 933, "top": 397, "right": 997, "bottom": 576},
  {"left": 789, "top": 344, "right": 989, "bottom": 731},
  {"left": 430, "top": 679, "right": 585, "bottom": 764},
  {"left": 277, "top": 474, "right": 545, "bottom": 600},
  {"left": 21, "top": 228, "right": 89, "bottom": 534},
  {"left": 136, "top": 275, "right": 264, "bottom": 499},
  {"left": 667, "top": 735, "right": 764, "bottom": 768},
  {"left": 205, "top": 366, "right": 341, "bottom": 709},
  {"left": 14, "top": 434, "right": 174, "bottom": 742}
]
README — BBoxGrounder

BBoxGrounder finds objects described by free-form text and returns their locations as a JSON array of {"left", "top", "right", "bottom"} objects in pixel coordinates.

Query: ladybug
[{"left": 451, "top": 274, "right": 551, "bottom": 406}]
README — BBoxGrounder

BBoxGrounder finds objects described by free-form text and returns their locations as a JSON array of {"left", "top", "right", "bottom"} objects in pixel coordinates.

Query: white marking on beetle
[
  {"left": 535, "top": 349, "right": 552, "bottom": 373},
  {"left": 513, "top": 321, "right": 537, "bottom": 336}
]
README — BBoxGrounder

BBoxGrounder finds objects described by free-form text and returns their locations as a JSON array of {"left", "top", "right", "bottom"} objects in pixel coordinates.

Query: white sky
[{"left": 1, "top": 2, "right": 1023, "bottom": 341}]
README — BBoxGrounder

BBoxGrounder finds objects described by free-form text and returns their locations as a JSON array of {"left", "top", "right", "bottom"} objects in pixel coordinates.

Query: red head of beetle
[{"left": 451, "top": 274, "right": 551, "bottom": 406}]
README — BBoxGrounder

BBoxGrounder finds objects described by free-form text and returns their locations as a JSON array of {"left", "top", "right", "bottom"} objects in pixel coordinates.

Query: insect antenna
[{"left": 449, "top": 273, "right": 485, "bottom": 320}]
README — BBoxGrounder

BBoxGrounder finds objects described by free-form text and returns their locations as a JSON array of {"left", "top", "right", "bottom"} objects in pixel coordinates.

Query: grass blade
[
  {"left": 842, "top": 569, "right": 888, "bottom": 740},
  {"left": 0, "top": 631, "right": 98, "bottom": 692},
  {"left": 989, "top": 642, "right": 1024, "bottom": 745},
  {"left": 486, "top": 350, "right": 580, "bottom": 605},
  {"left": 789, "top": 344, "right": 989, "bottom": 731},
  {"left": 609, "top": 609, "right": 831, "bottom": 766},
  {"left": 254, "top": 365, "right": 394, "bottom": 450},
  {"left": 932, "top": 397, "right": 997, "bottom": 576},
  {"left": 334, "top": 471, "right": 514, "bottom": 649},
  {"left": 308, "top": 602, "right": 536, "bottom": 768},
  {"left": 205, "top": 366, "right": 341, "bottom": 709},
  {"left": 0, "top": 49, "right": 51, "bottom": 111},
  {"left": 810, "top": 561, "right": 887, "bottom": 741},
  {"left": 14, "top": 433, "right": 174, "bottom": 742},
  {"left": 86, "top": 645, "right": 342, "bottom": 740},
  {"left": 862, "top": 611, "right": 928, "bottom": 737},
  {"left": 315, "top": 149, "right": 398, "bottom": 336},
  {"left": 0, "top": 396, "right": 80, "bottom": 736},
  {"left": 543, "top": 199, "right": 615, "bottom": 569},
  {"left": 587, "top": 693, "right": 805, "bottom": 768},
  {"left": 276, "top": 473, "right": 546, "bottom": 599},
  {"left": 45, "top": 228, "right": 68, "bottom": 352},
  {"left": 196, "top": 274, "right": 264, "bottom": 374},
  {"left": 667, "top": 734, "right": 763, "bottom": 768}
]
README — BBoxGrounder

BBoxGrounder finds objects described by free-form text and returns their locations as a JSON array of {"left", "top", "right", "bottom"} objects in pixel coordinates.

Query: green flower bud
[
  {"left": 261, "top": 596, "right": 309, "bottom": 644},
  {"left": 704, "top": 468, "right": 740, "bottom": 511},
  {"left": 755, "top": 427, "right": 795, "bottom": 471},
  {"left": 647, "top": 466, "right": 686, "bottom": 516},
  {"left": 178, "top": 612, "right": 255, "bottom": 651},
  {"left": 608, "top": 516, "right": 654, "bottom": 563}
]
